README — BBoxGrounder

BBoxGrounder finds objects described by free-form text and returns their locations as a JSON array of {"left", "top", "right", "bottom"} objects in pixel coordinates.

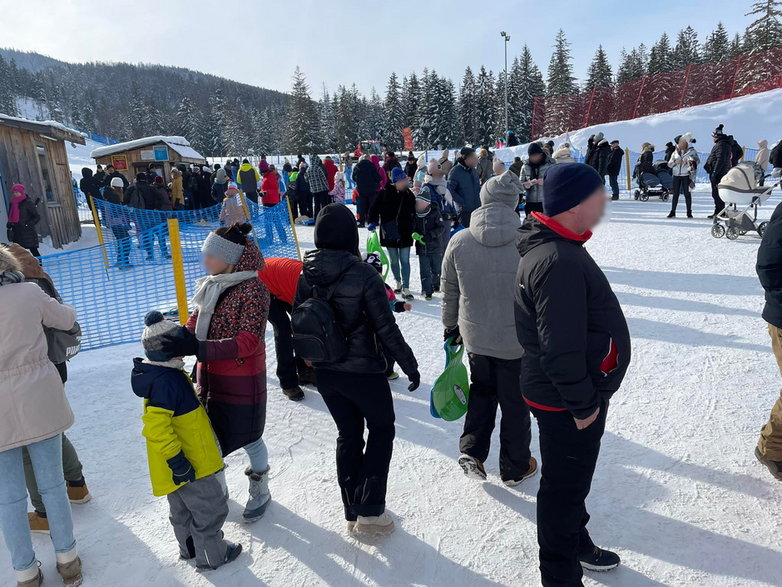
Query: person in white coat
[
  {"left": 0, "top": 246, "right": 81, "bottom": 587},
  {"left": 667, "top": 137, "right": 697, "bottom": 218}
]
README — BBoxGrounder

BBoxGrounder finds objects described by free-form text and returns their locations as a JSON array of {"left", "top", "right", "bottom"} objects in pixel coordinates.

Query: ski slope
[{"left": 1, "top": 187, "right": 780, "bottom": 586}]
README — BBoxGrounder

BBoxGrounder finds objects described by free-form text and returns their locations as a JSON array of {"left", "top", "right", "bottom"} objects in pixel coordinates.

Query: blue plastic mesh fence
[{"left": 40, "top": 198, "right": 298, "bottom": 351}]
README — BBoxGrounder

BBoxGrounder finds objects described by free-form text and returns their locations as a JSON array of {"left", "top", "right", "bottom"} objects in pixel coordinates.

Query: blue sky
[{"left": 0, "top": 0, "right": 754, "bottom": 96}]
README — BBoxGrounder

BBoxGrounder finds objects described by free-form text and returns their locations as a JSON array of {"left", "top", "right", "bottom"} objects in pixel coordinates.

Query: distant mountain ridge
[{"left": 0, "top": 48, "right": 291, "bottom": 156}]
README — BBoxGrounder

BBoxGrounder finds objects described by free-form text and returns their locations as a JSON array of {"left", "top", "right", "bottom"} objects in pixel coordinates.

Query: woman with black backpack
[{"left": 294, "top": 204, "right": 420, "bottom": 537}]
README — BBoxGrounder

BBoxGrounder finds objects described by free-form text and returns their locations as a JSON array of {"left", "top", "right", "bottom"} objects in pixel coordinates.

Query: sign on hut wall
[
  {"left": 111, "top": 154, "right": 128, "bottom": 171},
  {"left": 153, "top": 146, "right": 169, "bottom": 161}
]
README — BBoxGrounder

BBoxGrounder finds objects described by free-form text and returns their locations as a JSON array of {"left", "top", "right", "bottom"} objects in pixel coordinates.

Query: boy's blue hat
[{"left": 391, "top": 167, "right": 408, "bottom": 184}]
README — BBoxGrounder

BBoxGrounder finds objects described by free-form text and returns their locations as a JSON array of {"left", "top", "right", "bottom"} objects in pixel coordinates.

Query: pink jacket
[
  {"left": 371, "top": 155, "right": 387, "bottom": 189},
  {"left": 0, "top": 278, "right": 77, "bottom": 451}
]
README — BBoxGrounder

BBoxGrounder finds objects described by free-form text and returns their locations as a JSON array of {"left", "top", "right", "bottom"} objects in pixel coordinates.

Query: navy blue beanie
[{"left": 543, "top": 163, "right": 604, "bottom": 217}]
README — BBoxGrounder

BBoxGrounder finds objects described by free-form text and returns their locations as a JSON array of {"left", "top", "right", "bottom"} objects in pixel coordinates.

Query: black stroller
[{"left": 633, "top": 161, "right": 672, "bottom": 202}]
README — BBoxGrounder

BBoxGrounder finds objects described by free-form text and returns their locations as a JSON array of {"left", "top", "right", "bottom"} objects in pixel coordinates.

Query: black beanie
[
  {"left": 528, "top": 142, "right": 544, "bottom": 156},
  {"left": 543, "top": 163, "right": 604, "bottom": 217},
  {"left": 136, "top": 173, "right": 148, "bottom": 183},
  {"left": 314, "top": 204, "right": 359, "bottom": 256}
]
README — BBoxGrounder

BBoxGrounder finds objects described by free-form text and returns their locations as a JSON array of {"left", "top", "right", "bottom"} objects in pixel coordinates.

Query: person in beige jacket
[{"left": 0, "top": 246, "right": 82, "bottom": 587}]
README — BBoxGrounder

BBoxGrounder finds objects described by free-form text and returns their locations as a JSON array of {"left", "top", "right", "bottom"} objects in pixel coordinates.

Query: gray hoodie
[{"left": 441, "top": 171, "right": 524, "bottom": 360}]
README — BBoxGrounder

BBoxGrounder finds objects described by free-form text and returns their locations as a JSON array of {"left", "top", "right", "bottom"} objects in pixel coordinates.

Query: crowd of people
[{"left": 4, "top": 127, "right": 782, "bottom": 587}]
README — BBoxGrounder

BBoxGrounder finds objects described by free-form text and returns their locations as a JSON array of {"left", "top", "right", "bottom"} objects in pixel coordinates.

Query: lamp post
[{"left": 500, "top": 31, "right": 510, "bottom": 143}]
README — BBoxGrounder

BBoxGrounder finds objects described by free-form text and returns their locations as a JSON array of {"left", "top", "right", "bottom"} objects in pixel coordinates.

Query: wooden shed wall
[{"left": 0, "top": 125, "right": 81, "bottom": 248}]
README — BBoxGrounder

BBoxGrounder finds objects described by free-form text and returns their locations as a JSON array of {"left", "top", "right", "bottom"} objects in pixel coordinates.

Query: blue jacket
[{"left": 447, "top": 162, "right": 481, "bottom": 221}]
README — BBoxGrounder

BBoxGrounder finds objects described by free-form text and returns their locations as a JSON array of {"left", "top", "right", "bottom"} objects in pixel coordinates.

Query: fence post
[
  {"left": 584, "top": 87, "right": 596, "bottom": 129},
  {"left": 89, "top": 198, "right": 110, "bottom": 272},
  {"left": 632, "top": 76, "right": 648, "bottom": 119},
  {"left": 729, "top": 55, "right": 743, "bottom": 99},
  {"left": 167, "top": 219, "right": 189, "bottom": 326},
  {"left": 624, "top": 147, "right": 632, "bottom": 191},
  {"left": 285, "top": 196, "right": 302, "bottom": 261},
  {"left": 678, "top": 65, "right": 691, "bottom": 110}
]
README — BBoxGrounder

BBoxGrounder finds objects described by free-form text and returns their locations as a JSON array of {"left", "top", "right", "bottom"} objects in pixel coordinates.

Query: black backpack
[{"left": 292, "top": 279, "right": 348, "bottom": 364}]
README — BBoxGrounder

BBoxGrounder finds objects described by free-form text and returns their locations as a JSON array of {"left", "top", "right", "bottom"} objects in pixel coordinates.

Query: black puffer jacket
[
  {"left": 368, "top": 183, "right": 416, "bottom": 248},
  {"left": 295, "top": 205, "right": 418, "bottom": 377},
  {"left": 595, "top": 141, "right": 611, "bottom": 176},
  {"left": 7, "top": 197, "right": 40, "bottom": 249},
  {"left": 770, "top": 142, "right": 782, "bottom": 168},
  {"left": 514, "top": 214, "right": 631, "bottom": 418},
  {"left": 352, "top": 159, "right": 381, "bottom": 195},
  {"left": 757, "top": 201, "right": 782, "bottom": 328},
  {"left": 606, "top": 147, "right": 624, "bottom": 175},
  {"left": 705, "top": 135, "right": 733, "bottom": 179}
]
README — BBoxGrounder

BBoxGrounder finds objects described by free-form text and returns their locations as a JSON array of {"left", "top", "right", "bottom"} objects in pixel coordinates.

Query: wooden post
[
  {"left": 286, "top": 196, "right": 302, "bottom": 261},
  {"left": 89, "top": 198, "right": 110, "bottom": 272},
  {"left": 625, "top": 147, "right": 632, "bottom": 191},
  {"left": 167, "top": 219, "right": 189, "bottom": 325}
]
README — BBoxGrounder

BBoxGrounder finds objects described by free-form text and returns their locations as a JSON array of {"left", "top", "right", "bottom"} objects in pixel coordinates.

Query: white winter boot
[
  {"left": 354, "top": 512, "right": 395, "bottom": 537},
  {"left": 243, "top": 466, "right": 271, "bottom": 523}
]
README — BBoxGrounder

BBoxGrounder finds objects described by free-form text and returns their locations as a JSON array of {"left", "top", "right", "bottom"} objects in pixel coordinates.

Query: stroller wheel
[
  {"left": 634, "top": 190, "right": 640, "bottom": 200},
  {"left": 640, "top": 193, "right": 649, "bottom": 201},
  {"left": 711, "top": 224, "right": 726, "bottom": 238},
  {"left": 726, "top": 226, "right": 740, "bottom": 240},
  {"left": 663, "top": 194, "right": 669, "bottom": 201},
  {"left": 759, "top": 221, "right": 769, "bottom": 237}
]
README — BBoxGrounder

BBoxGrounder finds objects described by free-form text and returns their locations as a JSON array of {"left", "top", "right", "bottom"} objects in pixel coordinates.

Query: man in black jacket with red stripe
[{"left": 515, "top": 162, "right": 631, "bottom": 587}]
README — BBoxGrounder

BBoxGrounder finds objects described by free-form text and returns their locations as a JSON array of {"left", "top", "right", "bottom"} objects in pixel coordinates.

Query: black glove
[
  {"left": 444, "top": 327, "right": 462, "bottom": 346},
  {"left": 407, "top": 370, "right": 421, "bottom": 392},
  {"left": 167, "top": 450, "right": 195, "bottom": 485},
  {"left": 159, "top": 327, "right": 203, "bottom": 360}
]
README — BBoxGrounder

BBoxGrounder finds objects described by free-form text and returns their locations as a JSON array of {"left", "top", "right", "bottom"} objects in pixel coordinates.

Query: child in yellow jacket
[{"left": 131, "top": 311, "right": 242, "bottom": 571}]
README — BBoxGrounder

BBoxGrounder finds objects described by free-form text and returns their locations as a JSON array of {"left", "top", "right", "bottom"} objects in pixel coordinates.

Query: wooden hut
[
  {"left": 91, "top": 136, "right": 206, "bottom": 183},
  {"left": 0, "top": 114, "right": 85, "bottom": 248}
]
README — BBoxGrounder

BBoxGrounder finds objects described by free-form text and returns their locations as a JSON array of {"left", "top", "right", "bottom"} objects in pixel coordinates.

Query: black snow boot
[{"left": 579, "top": 547, "right": 620, "bottom": 572}]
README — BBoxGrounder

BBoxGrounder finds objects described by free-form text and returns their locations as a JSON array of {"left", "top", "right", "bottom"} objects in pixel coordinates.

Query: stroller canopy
[{"left": 719, "top": 163, "right": 759, "bottom": 193}]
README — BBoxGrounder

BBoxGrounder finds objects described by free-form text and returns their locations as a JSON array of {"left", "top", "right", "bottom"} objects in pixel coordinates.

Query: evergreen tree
[
  {"left": 382, "top": 72, "right": 404, "bottom": 149},
  {"left": 458, "top": 66, "right": 478, "bottom": 145},
  {"left": 317, "top": 85, "right": 336, "bottom": 153},
  {"left": 672, "top": 26, "right": 701, "bottom": 66},
  {"left": 547, "top": 29, "right": 578, "bottom": 96},
  {"left": 745, "top": 0, "right": 782, "bottom": 52},
  {"left": 285, "top": 66, "right": 319, "bottom": 154},
  {"left": 362, "top": 88, "right": 384, "bottom": 146},
  {"left": 174, "top": 97, "right": 199, "bottom": 143},
  {"left": 437, "top": 78, "right": 460, "bottom": 148},
  {"left": 474, "top": 66, "right": 497, "bottom": 146},
  {"left": 0, "top": 55, "right": 18, "bottom": 116},
  {"left": 584, "top": 45, "right": 613, "bottom": 89},
  {"left": 647, "top": 33, "right": 674, "bottom": 74},
  {"left": 400, "top": 73, "right": 421, "bottom": 137},
  {"left": 414, "top": 69, "right": 435, "bottom": 148},
  {"left": 333, "top": 85, "right": 360, "bottom": 154},
  {"left": 508, "top": 46, "right": 545, "bottom": 141},
  {"left": 124, "top": 87, "right": 146, "bottom": 140},
  {"left": 702, "top": 22, "right": 731, "bottom": 62},
  {"left": 730, "top": 33, "right": 745, "bottom": 57}
]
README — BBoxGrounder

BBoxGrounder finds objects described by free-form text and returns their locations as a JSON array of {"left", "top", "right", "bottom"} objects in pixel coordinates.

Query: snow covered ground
[{"left": 2, "top": 187, "right": 781, "bottom": 586}]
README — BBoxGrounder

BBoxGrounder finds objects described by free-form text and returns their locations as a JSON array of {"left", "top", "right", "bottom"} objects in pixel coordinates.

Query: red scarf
[{"left": 8, "top": 194, "right": 25, "bottom": 224}]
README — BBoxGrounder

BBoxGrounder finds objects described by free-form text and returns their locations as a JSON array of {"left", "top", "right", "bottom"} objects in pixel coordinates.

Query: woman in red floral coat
[{"left": 158, "top": 222, "right": 272, "bottom": 523}]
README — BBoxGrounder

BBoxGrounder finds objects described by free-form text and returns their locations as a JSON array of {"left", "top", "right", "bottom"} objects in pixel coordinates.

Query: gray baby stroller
[{"left": 711, "top": 163, "right": 777, "bottom": 240}]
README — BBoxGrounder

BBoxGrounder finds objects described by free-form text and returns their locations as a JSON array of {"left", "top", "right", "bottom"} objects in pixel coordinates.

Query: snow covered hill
[
  {"left": 486, "top": 88, "right": 782, "bottom": 164},
  {"left": 3, "top": 187, "right": 781, "bottom": 586}
]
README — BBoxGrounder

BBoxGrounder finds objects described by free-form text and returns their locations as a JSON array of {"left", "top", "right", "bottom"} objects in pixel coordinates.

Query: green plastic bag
[
  {"left": 366, "top": 230, "right": 390, "bottom": 281},
  {"left": 430, "top": 339, "right": 470, "bottom": 421}
]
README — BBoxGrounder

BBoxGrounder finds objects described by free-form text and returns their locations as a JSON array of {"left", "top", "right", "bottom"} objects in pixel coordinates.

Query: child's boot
[{"left": 243, "top": 466, "right": 271, "bottom": 522}]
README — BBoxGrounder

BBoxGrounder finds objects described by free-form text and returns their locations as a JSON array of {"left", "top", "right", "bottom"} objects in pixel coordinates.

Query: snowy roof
[
  {"left": 90, "top": 135, "right": 204, "bottom": 160},
  {"left": 0, "top": 113, "right": 86, "bottom": 144}
]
